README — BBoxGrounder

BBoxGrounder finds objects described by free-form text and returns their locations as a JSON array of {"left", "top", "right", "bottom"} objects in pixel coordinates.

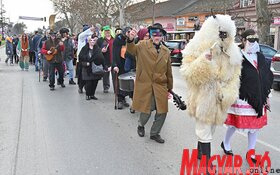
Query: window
[
  {"left": 188, "top": 16, "right": 198, "bottom": 22},
  {"left": 177, "top": 18, "right": 185, "bottom": 26},
  {"left": 240, "top": 0, "right": 254, "bottom": 7}
]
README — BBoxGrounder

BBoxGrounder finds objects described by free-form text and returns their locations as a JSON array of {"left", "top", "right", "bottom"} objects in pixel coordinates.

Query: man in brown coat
[{"left": 126, "top": 23, "right": 173, "bottom": 143}]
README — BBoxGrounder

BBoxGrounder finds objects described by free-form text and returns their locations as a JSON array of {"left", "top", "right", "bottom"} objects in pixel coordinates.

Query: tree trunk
[
  {"left": 255, "top": 0, "right": 271, "bottom": 45},
  {"left": 119, "top": 5, "right": 125, "bottom": 27},
  {"left": 152, "top": 0, "right": 155, "bottom": 24}
]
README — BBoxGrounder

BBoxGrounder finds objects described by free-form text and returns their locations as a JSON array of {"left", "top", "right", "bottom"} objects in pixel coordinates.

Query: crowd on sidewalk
[{"left": 1, "top": 14, "right": 274, "bottom": 171}]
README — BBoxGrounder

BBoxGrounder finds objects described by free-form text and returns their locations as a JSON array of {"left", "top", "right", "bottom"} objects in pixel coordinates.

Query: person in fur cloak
[{"left": 180, "top": 14, "right": 243, "bottom": 165}]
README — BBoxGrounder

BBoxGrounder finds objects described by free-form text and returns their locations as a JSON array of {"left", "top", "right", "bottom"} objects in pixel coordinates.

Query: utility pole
[
  {"left": 0, "top": 0, "right": 3, "bottom": 39},
  {"left": 152, "top": 0, "right": 156, "bottom": 25}
]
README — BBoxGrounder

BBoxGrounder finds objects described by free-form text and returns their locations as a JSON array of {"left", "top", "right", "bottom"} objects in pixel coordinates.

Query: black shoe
[
  {"left": 86, "top": 96, "right": 91, "bottom": 100},
  {"left": 221, "top": 142, "right": 234, "bottom": 156},
  {"left": 103, "top": 89, "right": 109, "bottom": 93},
  {"left": 78, "top": 88, "right": 83, "bottom": 93},
  {"left": 117, "top": 102, "right": 123, "bottom": 109},
  {"left": 90, "top": 96, "right": 98, "bottom": 100},
  {"left": 69, "top": 79, "right": 76, "bottom": 85},
  {"left": 61, "top": 84, "right": 66, "bottom": 88},
  {"left": 57, "top": 81, "right": 61, "bottom": 85},
  {"left": 130, "top": 108, "right": 135, "bottom": 114},
  {"left": 150, "top": 134, "right": 165, "bottom": 143},
  {"left": 50, "top": 87, "right": 55, "bottom": 91},
  {"left": 137, "top": 126, "right": 145, "bottom": 137},
  {"left": 43, "top": 78, "right": 47, "bottom": 82}
]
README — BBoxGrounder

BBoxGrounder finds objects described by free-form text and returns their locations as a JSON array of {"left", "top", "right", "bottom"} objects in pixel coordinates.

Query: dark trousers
[
  {"left": 49, "top": 63, "right": 64, "bottom": 87},
  {"left": 29, "top": 51, "right": 35, "bottom": 64},
  {"left": 85, "top": 80, "right": 99, "bottom": 96},
  {"left": 13, "top": 54, "right": 19, "bottom": 63},
  {"left": 77, "top": 62, "right": 86, "bottom": 90},
  {"left": 103, "top": 71, "right": 111, "bottom": 91}
]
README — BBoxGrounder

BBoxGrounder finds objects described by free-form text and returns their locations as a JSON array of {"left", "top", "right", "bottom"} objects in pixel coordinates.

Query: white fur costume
[{"left": 180, "top": 14, "right": 243, "bottom": 125}]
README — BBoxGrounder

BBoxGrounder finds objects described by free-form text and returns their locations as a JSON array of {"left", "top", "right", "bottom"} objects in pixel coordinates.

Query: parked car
[
  {"left": 164, "top": 40, "right": 186, "bottom": 64},
  {"left": 259, "top": 44, "right": 277, "bottom": 68},
  {"left": 271, "top": 50, "right": 280, "bottom": 91}
]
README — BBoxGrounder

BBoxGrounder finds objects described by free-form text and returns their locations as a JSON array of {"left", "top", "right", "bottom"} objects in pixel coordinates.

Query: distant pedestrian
[
  {"left": 33, "top": 31, "right": 42, "bottom": 71},
  {"left": 17, "top": 33, "right": 30, "bottom": 70},
  {"left": 12, "top": 35, "right": 19, "bottom": 64},
  {"left": 5, "top": 36, "right": 14, "bottom": 65},
  {"left": 39, "top": 31, "right": 50, "bottom": 81}
]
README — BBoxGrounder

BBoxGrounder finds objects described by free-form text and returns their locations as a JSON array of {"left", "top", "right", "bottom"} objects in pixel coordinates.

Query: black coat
[
  {"left": 239, "top": 52, "right": 273, "bottom": 117},
  {"left": 112, "top": 34, "right": 126, "bottom": 75},
  {"left": 79, "top": 43, "right": 105, "bottom": 80}
]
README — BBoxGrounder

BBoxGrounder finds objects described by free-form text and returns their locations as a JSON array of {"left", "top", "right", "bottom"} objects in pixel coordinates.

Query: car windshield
[
  {"left": 260, "top": 45, "right": 277, "bottom": 57},
  {"left": 165, "top": 42, "right": 180, "bottom": 49}
]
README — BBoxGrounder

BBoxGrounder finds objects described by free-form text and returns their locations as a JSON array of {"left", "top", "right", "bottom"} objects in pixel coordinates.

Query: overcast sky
[
  {"left": 3, "top": 0, "right": 55, "bottom": 32},
  {"left": 2, "top": 0, "right": 169, "bottom": 32}
]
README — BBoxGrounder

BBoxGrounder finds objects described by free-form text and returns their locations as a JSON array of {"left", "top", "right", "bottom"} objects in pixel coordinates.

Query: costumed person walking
[
  {"left": 97, "top": 25, "right": 114, "bottom": 93},
  {"left": 112, "top": 27, "right": 131, "bottom": 109},
  {"left": 79, "top": 34, "right": 106, "bottom": 100},
  {"left": 17, "top": 33, "right": 30, "bottom": 70},
  {"left": 126, "top": 23, "right": 173, "bottom": 144},
  {"left": 222, "top": 29, "right": 273, "bottom": 163},
  {"left": 41, "top": 31, "right": 65, "bottom": 91},
  {"left": 180, "top": 14, "right": 243, "bottom": 171},
  {"left": 77, "top": 25, "right": 95, "bottom": 93}
]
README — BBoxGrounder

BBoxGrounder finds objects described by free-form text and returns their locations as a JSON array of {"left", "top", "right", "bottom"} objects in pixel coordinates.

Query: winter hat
[
  {"left": 102, "top": 25, "right": 111, "bottom": 31},
  {"left": 137, "top": 28, "right": 149, "bottom": 40},
  {"left": 122, "top": 27, "right": 132, "bottom": 36}
]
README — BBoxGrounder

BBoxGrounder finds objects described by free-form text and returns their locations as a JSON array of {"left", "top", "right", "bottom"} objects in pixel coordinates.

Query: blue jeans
[
  {"left": 65, "top": 59, "right": 74, "bottom": 79},
  {"left": 35, "top": 51, "right": 39, "bottom": 71}
]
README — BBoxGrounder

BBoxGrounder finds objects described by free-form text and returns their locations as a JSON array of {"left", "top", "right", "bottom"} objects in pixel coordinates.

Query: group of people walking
[
  {"left": 50, "top": 23, "right": 173, "bottom": 143},
  {"left": 181, "top": 14, "right": 273, "bottom": 172},
  {"left": 3, "top": 15, "right": 273, "bottom": 170}
]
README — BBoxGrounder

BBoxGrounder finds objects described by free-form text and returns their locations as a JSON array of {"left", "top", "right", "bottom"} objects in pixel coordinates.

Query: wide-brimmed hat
[
  {"left": 49, "top": 30, "right": 57, "bottom": 36},
  {"left": 148, "top": 23, "right": 167, "bottom": 36}
]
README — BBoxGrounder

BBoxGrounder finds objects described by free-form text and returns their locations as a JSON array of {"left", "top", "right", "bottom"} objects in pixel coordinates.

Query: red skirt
[{"left": 224, "top": 112, "right": 267, "bottom": 129}]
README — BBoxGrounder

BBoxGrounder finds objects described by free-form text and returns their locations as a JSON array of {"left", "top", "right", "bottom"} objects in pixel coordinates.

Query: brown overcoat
[{"left": 127, "top": 39, "right": 173, "bottom": 114}]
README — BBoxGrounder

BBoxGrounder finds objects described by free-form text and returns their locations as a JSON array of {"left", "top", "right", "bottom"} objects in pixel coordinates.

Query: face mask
[{"left": 244, "top": 40, "right": 260, "bottom": 54}]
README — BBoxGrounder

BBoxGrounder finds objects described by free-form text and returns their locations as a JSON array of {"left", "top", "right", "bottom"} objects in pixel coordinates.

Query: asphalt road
[{"left": 0, "top": 48, "right": 279, "bottom": 175}]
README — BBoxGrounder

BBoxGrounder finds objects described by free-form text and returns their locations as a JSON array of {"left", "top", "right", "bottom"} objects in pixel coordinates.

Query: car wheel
[{"left": 272, "top": 83, "right": 280, "bottom": 91}]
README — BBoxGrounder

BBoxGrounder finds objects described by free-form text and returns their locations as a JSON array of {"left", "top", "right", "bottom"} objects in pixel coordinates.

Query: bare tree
[
  {"left": 12, "top": 23, "right": 27, "bottom": 35},
  {"left": 256, "top": 0, "right": 274, "bottom": 45}
]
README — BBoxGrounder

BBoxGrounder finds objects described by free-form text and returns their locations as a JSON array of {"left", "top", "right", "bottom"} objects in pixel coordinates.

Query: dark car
[
  {"left": 259, "top": 44, "right": 277, "bottom": 68},
  {"left": 271, "top": 50, "right": 280, "bottom": 91},
  {"left": 164, "top": 40, "right": 186, "bottom": 64}
]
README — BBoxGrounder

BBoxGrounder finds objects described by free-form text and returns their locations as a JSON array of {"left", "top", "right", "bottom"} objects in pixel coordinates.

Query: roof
[
  {"left": 125, "top": 0, "right": 191, "bottom": 21},
  {"left": 173, "top": 0, "right": 234, "bottom": 15}
]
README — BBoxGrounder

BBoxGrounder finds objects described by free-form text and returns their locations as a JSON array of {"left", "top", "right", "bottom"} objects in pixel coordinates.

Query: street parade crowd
[{"left": 2, "top": 14, "right": 273, "bottom": 173}]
